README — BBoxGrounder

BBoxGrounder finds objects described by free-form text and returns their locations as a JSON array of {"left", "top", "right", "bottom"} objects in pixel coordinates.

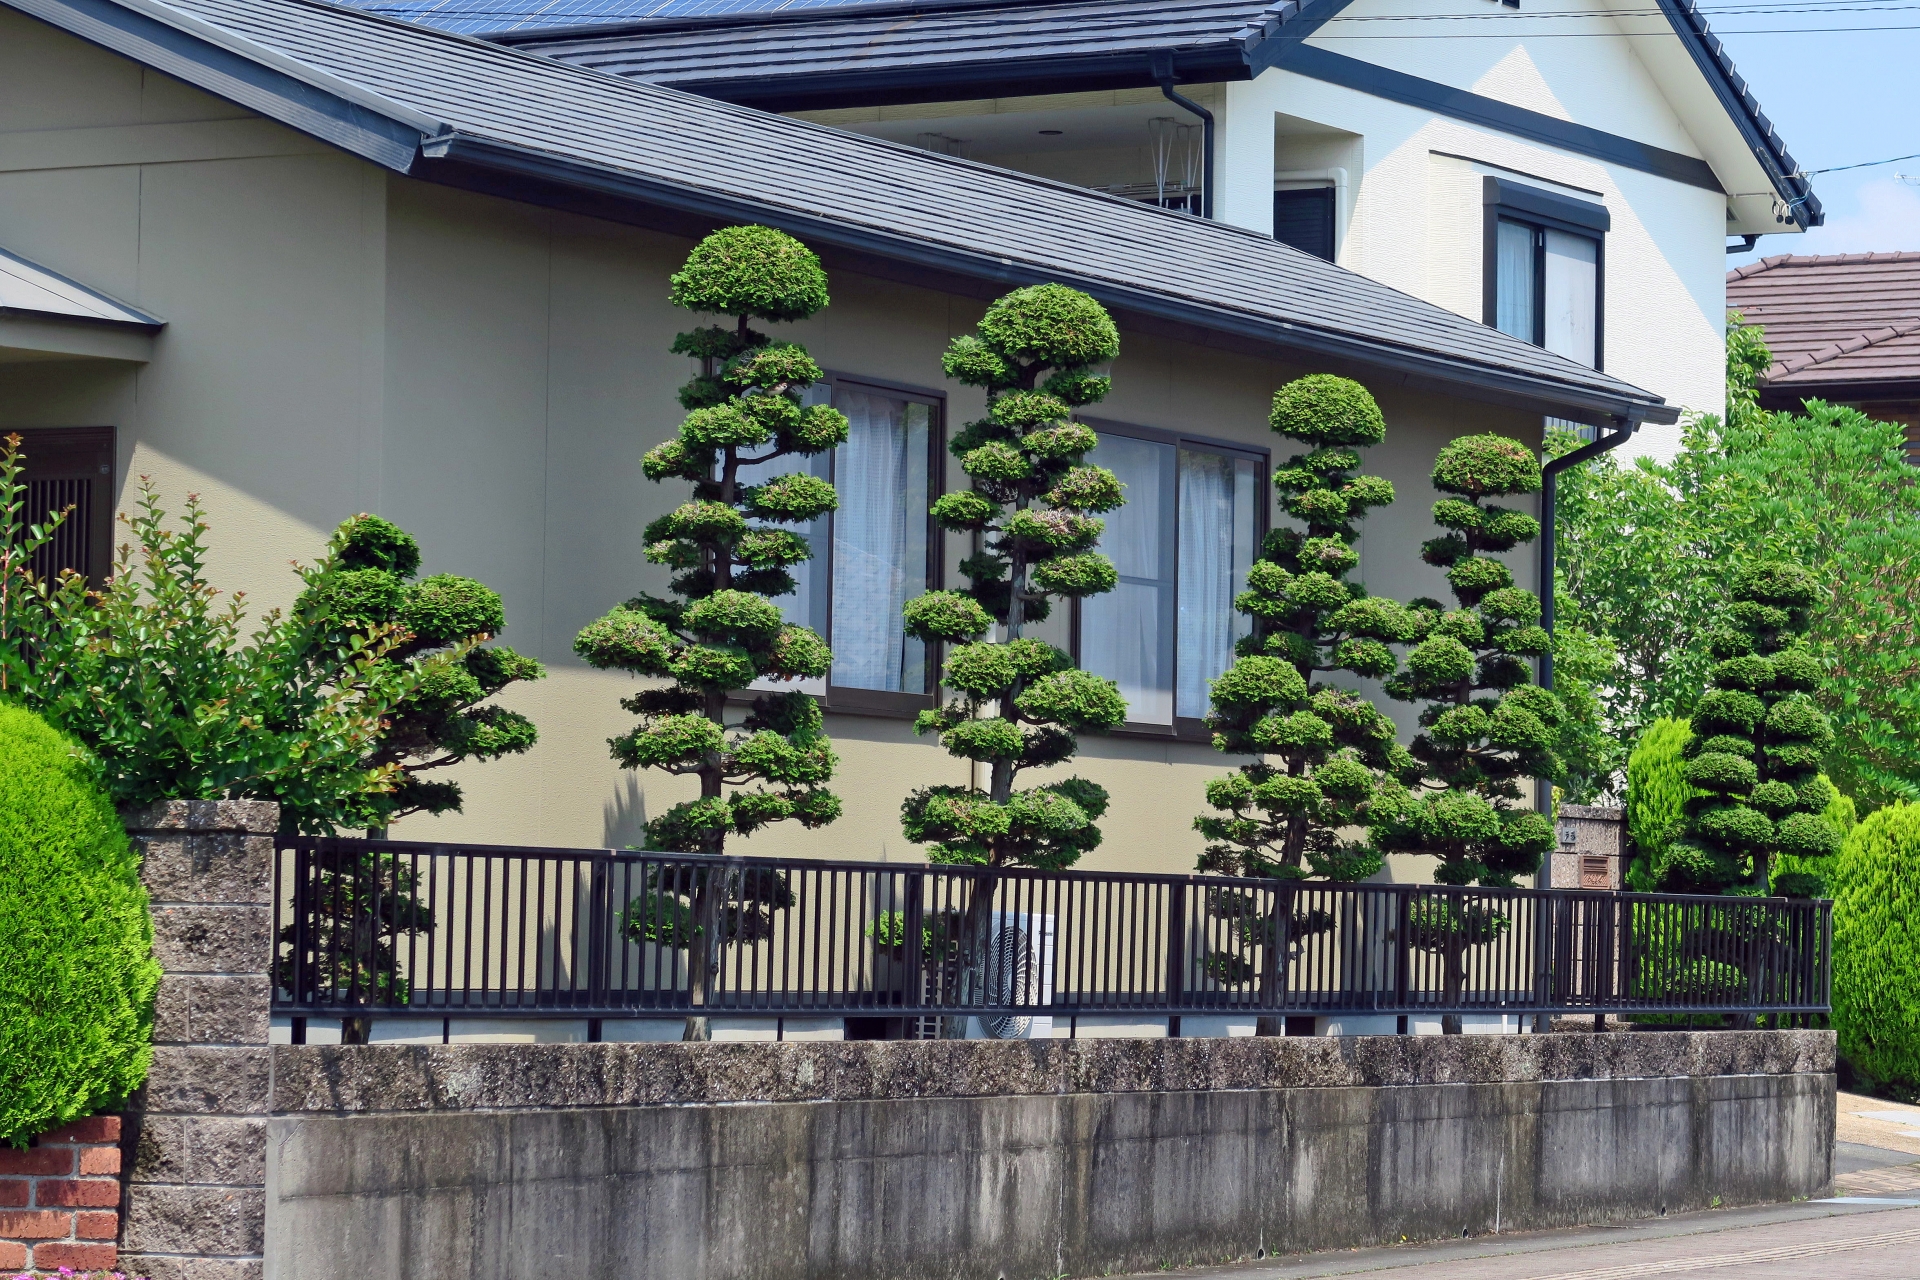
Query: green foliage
[
  {"left": 291, "top": 514, "right": 544, "bottom": 828},
  {"left": 1553, "top": 317, "right": 1920, "bottom": 808},
  {"left": 1625, "top": 717, "right": 1697, "bottom": 890},
  {"left": 1376, "top": 434, "right": 1564, "bottom": 888},
  {"left": 1195, "top": 375, "right": 1421, "bottom": 886},
  {"left": 900, "top": 284, "right": 1125, "bottom": 872},
  {"left": 1830, "top": 803, "right": 1920, "bottom": 1091},
  {"left": 272, "top": 849, "right": 433, "bottom": 1004},
  {"left": 576, "top": 226, "right": 844, "bottom": 857},
  {"left": 0, "top": 704, "right": 158, "bottom": 1146},
  {"left": 1663, "top": 561, "right": 1840, "bottom": 896},
  {"left": 0, "top": 439, "right": 416, "bottom": 831}
]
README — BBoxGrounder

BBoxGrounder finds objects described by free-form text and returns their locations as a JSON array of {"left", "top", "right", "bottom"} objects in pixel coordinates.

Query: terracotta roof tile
[{"left": 1727, "top": 253, "right": 1920, "bottom": 387}]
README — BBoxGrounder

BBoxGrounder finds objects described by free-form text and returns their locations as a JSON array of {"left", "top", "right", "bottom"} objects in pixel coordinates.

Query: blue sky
[{"left": 1718, "top": 1, "right": 1920, "bottom": 266}]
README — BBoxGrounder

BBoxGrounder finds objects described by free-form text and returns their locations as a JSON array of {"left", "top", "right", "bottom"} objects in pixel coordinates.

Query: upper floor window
[
  {"left": 1076, "top": 423, "right": 1266, "bottom": 735},
  {"left": 741, "top": 376, "right": 940, "bottom": 713},
  {"left": 1483, "top": 176, "right": 1609, "bottom": 371}
]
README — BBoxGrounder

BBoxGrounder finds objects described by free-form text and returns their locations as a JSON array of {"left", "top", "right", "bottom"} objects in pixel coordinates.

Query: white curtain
[
  {"left": 1544, "top": 227, "right": 1599, "bottom": 368},
  {"left": 1082, "top": 433, "right": 1176, "bottom": 725},
  {"left": 738, "top": 387, "right": 833, "bottom": 695},
  {"left": 829, "top": 391, "right": 930, "bottom": 692},
  {"left": 1496, "top": 218, "right": 1537, "bottom": 343},
  {"left": 1175, "top": 450, "right": 1258, "bottom": 719}
]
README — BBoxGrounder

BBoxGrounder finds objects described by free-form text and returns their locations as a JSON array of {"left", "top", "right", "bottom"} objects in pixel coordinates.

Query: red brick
[
  {"left": 32, "top": 1241, "right": 118, "bottom": 1270},
  {"left": 0, "top": 1241, "right": 23, "bottom": 1269},
  {"left": 0, "top": 1148, "right": 71, "bottom": 1177},
  {"left": 0, "top": 1208, "right": 67, "bottom": 1238},
  {"left": 35, "top": 1178, "right": 120, "bottom": 1208},
  {"left": 0, "top": 1181, "right": 26, "bottom": 1208},
  {"left": 36, "top": 1116, "right": 119, "bottom": 1145},
  {"left": 77, "top": 1145, "right": 121, "bottom": 1175},
  {"left": 75, "top": 1210, "right": 118, "bottom": 1239}
]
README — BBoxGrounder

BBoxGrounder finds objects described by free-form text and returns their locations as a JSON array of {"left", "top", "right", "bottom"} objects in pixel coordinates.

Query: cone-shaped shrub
[
  {"left": 1663, "top": 560, "right": 1839, "bottom": 896},
  {"left": 1375, "top": 433, "right": 1562, "bottom": 887},
  {"left": 1194, "top": 374, "right": 1422, "bottom": 884},
  {"left": 899, "top": 284, "right": 1127, "bottom": 870},
  {"left": 295, "top": 514, "right": 543, "bottom": 827},
  {"left": 0, "top": 703, "right": 158, "bottom": 1146},
  {"left": 1830, "top": 802, "right": 1920, "bottom": 1090},
  {"left": 574, "top": 225, "right": 847, "bottom": 855},
  {"left": 1625, "top": 717, "right": 1698, "bottom": 890}
]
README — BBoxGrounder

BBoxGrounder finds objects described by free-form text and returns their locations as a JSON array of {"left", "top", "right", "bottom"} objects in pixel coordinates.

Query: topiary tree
[
  {"left": 572, "top": 225, "right": 846, "bottom": 1040},
  {"left": 1373, "top": 433, "right": 1563, "bottom": 1032},
  {"left": 1663, "top": 560, "right": 1841, "bottom": 897},
  {"left": 897, "top": 283, "right": 1128, "bottom": 1031},
  {"left": 1625, "top": 717, "right": 1698, "bottom": 891},
  {"left": 0, "top": 703, "right": 159, "bottom": 1146},
  {"left": 1190, "top": 376, "right": 1420, "bottom": 1027},
  {"left": 1830, "top": 802, "right": 1920, "bottom": 1093},
  {"left": 294, "top": 513, "right": 544, "bottom": 829}
]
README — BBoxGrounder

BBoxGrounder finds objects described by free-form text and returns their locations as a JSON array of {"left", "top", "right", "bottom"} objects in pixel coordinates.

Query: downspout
[{"left": 1150, "top": 51, "right": 1214, "bottom": 220}]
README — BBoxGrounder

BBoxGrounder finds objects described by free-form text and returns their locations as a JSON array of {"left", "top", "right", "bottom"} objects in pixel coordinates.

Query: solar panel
[{"left": 337, "top": 0, "right": 884, "bottom": 37}]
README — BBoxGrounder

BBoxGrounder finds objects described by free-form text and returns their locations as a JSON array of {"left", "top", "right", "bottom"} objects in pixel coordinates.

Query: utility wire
[{"left": 1807, "top": 151, "right": 1920, "bottom": 174}]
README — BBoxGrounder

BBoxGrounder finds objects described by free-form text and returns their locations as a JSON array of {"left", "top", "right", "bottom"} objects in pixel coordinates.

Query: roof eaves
[
  {"left": 433, "top": 132, "right": 1678, "bottom": 426},
  {"left": 6, "top": 0, "right": 437, "bottom": 172}
]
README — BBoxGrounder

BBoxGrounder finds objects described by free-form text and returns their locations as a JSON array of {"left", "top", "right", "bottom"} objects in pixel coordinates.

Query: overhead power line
[{"left": 1807, "top": 151, "right": 1920, "bottom": 175}]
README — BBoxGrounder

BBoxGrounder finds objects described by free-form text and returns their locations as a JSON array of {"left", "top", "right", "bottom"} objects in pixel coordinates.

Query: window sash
[{"left": 1492, "top": 214, "right": 1601, "bottom": 369}]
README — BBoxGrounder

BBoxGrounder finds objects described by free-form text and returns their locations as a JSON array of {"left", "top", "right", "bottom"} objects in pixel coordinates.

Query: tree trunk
[{"left": 1441, "top": 934, "right": 1465, "bottom": 1035}]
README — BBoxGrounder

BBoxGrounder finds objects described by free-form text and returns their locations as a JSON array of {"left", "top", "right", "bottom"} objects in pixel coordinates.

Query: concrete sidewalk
[{"left": 1128, "top": 1197, "right": 1920, "bottom": 1279}]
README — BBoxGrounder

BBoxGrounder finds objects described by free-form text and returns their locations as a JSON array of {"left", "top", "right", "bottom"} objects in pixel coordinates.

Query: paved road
[{"left": 1126, "top": 1198, "right": 1920, "bottom": 1280}]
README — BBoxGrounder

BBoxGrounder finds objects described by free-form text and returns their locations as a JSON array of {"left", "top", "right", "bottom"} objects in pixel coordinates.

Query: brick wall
[{"left": 0, "top": 1116, "right": 123, "bottom": 1274}]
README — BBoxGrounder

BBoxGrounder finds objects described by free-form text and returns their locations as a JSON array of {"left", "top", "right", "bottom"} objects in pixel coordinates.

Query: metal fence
[{"left": 271, "top": 837, "right": 1832, "bottom": 1025}]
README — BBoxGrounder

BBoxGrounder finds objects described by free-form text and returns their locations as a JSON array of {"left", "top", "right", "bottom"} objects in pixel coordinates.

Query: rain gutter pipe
[{"left": 1150, "top": 51, "right": 1214, "bottom": 220}]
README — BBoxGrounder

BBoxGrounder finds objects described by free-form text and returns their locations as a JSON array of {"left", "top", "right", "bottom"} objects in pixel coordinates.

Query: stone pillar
[
  {"left": 1551, "top": 804, "right": 1627, "bottom": 890},
  {"left": 120, "top": 800, "right": 277, "bottom": 1280}
]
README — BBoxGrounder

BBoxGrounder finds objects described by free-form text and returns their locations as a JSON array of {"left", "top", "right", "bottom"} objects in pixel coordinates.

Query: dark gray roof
[
  {"left": 491, "top": 0, "right": 1818, "bottom": 225},
  {"left": 3, "top": 0, "right": 1675, "bottom": 423}
]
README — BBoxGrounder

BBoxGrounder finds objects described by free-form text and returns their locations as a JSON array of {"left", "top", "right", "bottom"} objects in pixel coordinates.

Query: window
[
  {"left": 1273, "top": 187, "right": 1336, "bottom": 261},
  {"left": 1482, "top": 176, "right": 1607, "bottom": 371},
  {"left": 10, "top": 427, "right": 114, "bottom": 585},
  {"left": 740, "top": 377, "right": 940, "bottom": 713},
  {"left": 1076, "top": 424, "right": 1265, "bottom": 735}
]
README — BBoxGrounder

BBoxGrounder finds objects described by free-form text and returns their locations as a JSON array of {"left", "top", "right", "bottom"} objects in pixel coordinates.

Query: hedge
[
  {"left": 1831, "top": 802, "right": 1920, "bottom": 1092},
  {"left": 0, "top": 703, "right": 158, "bottom": 1146}
]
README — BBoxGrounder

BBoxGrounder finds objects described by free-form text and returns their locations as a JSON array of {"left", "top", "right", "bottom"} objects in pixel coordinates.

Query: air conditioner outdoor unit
[{"left": 963, "top": 911, "right": 1055, "bottom": 1041}]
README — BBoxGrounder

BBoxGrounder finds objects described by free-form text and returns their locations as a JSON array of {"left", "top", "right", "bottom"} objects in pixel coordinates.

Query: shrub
[
  {"left": 1626, "top": 717, "right": 1697, "bottom": 890},
  {"left": 1830, "top": 803, "right": 1920, "bottom": 1092},
  {"left": 0, "top": 703, "right": 159, "bottom": 1146}
]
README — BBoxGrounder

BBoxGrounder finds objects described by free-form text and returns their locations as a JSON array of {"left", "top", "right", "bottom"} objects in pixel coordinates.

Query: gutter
[{"left": 1150, "top": 50, "right": 1214, "bottom": 221}]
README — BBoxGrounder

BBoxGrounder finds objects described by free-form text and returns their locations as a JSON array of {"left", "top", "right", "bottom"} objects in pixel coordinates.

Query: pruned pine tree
[
  {"left": 1193, "top": 376, "right": 1422, "bottom": 1031},
  {"left": 898, "top": 284, "right": 1128, "bottom": 1034},
  {"left": 1374, "top": 433, "right": 1563, "bottom": 1032},
  {"left": 572, "top": 225, "right": 847, "bottom": 1040},
  {"left": 1666, "top": 560, "right": 1841, "bottom": 898}
]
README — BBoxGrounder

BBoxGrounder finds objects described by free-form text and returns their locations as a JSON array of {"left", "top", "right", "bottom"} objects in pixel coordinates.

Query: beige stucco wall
[{"left": 0, "top": 10, "right": 1537, "bottom": 880}]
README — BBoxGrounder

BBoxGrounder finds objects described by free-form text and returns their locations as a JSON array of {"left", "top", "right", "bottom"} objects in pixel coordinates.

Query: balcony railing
[{"left": 271, "top": 837, "right": 1831, "bottom": 1025}]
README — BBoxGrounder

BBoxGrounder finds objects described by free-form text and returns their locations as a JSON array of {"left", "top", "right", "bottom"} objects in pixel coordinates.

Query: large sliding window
[
  {"left": 739, "top": 376, "right": 940, "bottom": 713},
  {"left": 1483, "top": 176, "right": 1607, "bottom": 371},
  {"left": 1078, "top": 423, "right": 1264, "bottom": 736}
]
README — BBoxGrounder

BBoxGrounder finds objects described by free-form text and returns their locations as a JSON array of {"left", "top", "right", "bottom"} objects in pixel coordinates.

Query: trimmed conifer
[
  {"left": 898, "top": 284, "right": 1129, "bottom": 870},
  {"left": 572, "top": 225, "right": 847, "bottom": 1040},
  {"left": 1665, "top": 560, "right": 1841, "bottom": 896}
]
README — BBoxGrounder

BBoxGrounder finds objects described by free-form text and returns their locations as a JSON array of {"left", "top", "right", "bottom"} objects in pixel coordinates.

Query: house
[
  {"left": 0, "top": 0, "right": 1682, "bottom": 874},
  {"left": 442, "top": 0, "right": 1825, "bottom": 461},
  {"left": 1727, "top": 252, "right": 1920, "bottom": 461}
]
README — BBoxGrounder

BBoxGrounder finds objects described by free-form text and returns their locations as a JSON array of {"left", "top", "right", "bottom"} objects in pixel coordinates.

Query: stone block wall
[
  {"left": 119, "top": 800, "right": 277, "bottom": 1280},
  {"left": 1551, "top": 804, "right": 1627, "bottom": 889},
  {"left": 0, "top": 1117, "right": 124, "bottom": 1274}
]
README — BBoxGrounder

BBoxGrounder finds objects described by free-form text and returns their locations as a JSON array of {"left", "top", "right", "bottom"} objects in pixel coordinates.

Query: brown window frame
[
  {"left": 1069, "top": 418, "right": 1270, "bottom": 745},
  {"left": 10, "top": 425, "right": 115, "bottom": 587}
]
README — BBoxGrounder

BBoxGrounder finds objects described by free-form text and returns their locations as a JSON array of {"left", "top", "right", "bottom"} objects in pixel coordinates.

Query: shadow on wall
[{"left": 604, "top": 774, "right": 648, "bottom": 850}]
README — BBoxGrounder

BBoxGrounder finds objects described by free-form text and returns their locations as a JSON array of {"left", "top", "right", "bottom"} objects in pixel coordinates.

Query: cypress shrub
[
  {"left": 0, "top": 703, "right": 159, "bottom": 1146},
  {"left": 1626, "top": 717, "right": 1697, "bottom": 890},
  {"left": 1831, "top": 802, "right": 1920, "bottom": 1092}
]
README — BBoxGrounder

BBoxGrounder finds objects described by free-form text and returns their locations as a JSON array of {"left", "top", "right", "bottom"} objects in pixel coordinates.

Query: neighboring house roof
[
  {"left": 0, "top": 0, "right": 1676, "bottom": 424},
  {"left": 1727, "top": 253, "right": 1920, "bottom": 391},
  {"left": 479, "top": 0, "right": 1819, "bottom": 225},
  {"left": 0, "top": 245, "right": 162, "bottom": 329}
]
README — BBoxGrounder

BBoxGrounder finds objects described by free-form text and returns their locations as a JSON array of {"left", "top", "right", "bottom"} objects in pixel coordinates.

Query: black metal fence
[{"left": 271, "top": 837, "right": 1831, "bottom": 1026}]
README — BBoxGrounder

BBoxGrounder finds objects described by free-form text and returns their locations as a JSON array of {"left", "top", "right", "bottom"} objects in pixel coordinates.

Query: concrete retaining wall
[{"left": 263, "top": 1031, "right": 1835, "bottom": 1280}]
